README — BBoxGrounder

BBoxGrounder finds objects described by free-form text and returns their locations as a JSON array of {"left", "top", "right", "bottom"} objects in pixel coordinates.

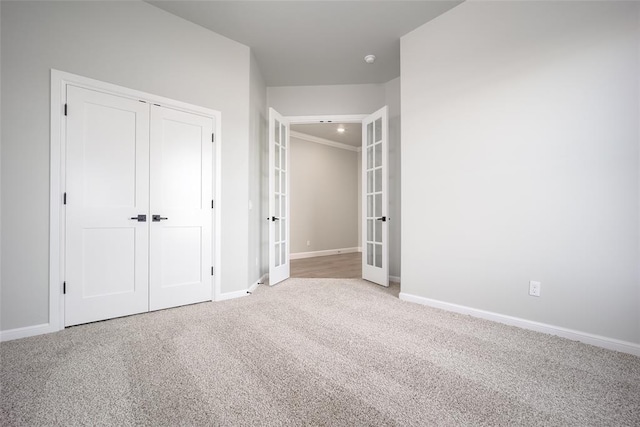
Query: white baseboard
[
  {"left": 248, "top": 274, "right": 267, "bottom": 293},
  {"left": 398, "top": 292, "right": 640, "bottom": 357},
  {"left": 216, "top": 289, "right": 250, "bottom": 302},
  {"left": 290, "top": 247, "right": 361, "bottom": 260},
  {"left": 389, "top": 275, "right": 401, "bottom": 283},
  {"left": 0, "top": 323, "right": 58, "bottom": 342}
]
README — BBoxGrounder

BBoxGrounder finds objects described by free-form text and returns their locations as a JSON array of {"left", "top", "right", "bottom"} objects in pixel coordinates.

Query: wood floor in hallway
[{"left": 290, "top": 252, "right": 362, "bottom": 279}]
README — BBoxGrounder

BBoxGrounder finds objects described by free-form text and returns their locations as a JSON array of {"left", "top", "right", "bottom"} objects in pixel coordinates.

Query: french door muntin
[
  {"left": 362, "top": 107, "right": 389, "bottom": 287},
  {"left": 268, "top": 108, "right": 290, "bottom": 286}
]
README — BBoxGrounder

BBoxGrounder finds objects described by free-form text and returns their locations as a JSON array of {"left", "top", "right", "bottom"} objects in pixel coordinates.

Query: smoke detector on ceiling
[{"left": 364, "top": 54, "right": 376, "bottom": 64}]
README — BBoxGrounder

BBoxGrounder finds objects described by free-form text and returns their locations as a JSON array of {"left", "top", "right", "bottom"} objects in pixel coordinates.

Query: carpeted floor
[{"left": 1, "top": 278, "right": 639, "bottom": 426}]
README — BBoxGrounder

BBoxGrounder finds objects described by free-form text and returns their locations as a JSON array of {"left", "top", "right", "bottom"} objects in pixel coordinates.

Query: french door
[
  {"left": 65, "top": 85, "right": 213, "bottom": 326},
  {"left": 362, "top": 106, "right": 389, "bottom": 287},
  {"left": 268, "top": 108, "right": 290, "bottom": 286}
]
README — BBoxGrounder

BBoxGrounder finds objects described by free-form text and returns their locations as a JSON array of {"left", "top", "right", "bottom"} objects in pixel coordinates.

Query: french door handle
[
  {"left": 271, "top": 216, "right": 280, "bottom": 222},
  {"left": 376, "top": 216, "right": 387, "bottom": 222},
  {"left": 152, "top": 215, "right": 168, "bottom": 222},
  {"left": 130, "top": 214, "right": 147, "bottom": 222}
]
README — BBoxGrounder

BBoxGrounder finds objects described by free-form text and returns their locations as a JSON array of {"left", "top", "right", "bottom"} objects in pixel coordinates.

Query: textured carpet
[{"left": 1, "top": 278, "right": 639, "bottom": 426}]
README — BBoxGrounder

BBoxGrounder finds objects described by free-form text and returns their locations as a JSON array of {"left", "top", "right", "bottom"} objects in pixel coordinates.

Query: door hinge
[
  {"left": 211, "top": 199, "right": 214, "bottom": 209},
  {"left": 64, "top": 104, "right": 68, "bottom": 116},
  {"left": 63, "top": 281, "right": 66, "bottom": 294},
  {"left": 63, "top": 192, "right": 67, "bottom": 205},
  {"left": 211, "top": 267, "right": 214, "bottom": 276},
  {"left": 212, "top": 133, "right": 215, "bottom": 143}
]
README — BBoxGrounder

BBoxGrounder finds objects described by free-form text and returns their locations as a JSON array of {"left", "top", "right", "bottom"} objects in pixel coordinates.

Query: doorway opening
[
  {"left": 267, "top": 110, "right": 389, "bottom": 287},
  {"left": 288, "top": 121, "right": 362, "bottom": 279}
]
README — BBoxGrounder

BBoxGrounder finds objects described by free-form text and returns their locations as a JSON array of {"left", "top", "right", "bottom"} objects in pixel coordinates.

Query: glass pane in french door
[
  {"left": 274, "top": 122, "right": 288, "bottom": 267},
  {"left": 361, "top": 106, "right": 388, "bottom": 287},
  {"left": 365, "top": 121, "right": 383, "bottom": 267}
]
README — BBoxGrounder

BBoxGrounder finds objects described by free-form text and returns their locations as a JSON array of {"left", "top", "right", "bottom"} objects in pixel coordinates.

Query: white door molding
[{"left": 286, "top": 114, "right": 367, "bottom": 124}]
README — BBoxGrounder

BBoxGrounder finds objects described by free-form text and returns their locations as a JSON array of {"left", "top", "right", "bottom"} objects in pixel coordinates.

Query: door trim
[
  {"left": 49, "top": 69, "right": 222, "bottom": 333},
  {"left": 277, "top": 113, "right": 369, "bottom": 281},
  {"left": 286, "top": 114, "right": 367, "bottom": 125}
]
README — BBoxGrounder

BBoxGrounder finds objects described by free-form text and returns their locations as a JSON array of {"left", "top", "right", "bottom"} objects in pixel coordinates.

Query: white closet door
[
  {"left": 65, "top": 86, "right": 150, "bottom": 326},
  {"left": 149, "top": 105, "right": 214, "bottom": 310},
  {"left": 268, "top": 108, "right": 290, "bottom": 286},
  {"left": 362, "top": 106, "right": 389, "bottom": 287}
]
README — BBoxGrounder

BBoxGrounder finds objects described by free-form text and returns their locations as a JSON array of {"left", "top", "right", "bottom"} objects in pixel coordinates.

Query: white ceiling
[
  {"left": 291, "top": 123, "right": 362, "bottom": 147},
  {"left": 147, "top": 1, "right": 462, "bottom": 87}
]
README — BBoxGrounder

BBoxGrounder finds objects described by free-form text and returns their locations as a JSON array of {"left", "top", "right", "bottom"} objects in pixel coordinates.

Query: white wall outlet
[
  {"left": 529, "top": 281, "right": 541, "bottom": 297},
  {"left": 306, "top": 240, "right": 311, "bottom": 246}
]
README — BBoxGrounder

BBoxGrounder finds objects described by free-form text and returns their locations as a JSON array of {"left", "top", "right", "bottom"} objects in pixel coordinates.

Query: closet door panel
[
  {"left": 65, "top": 85, "right": 150, "bottom": 326},
  {"left": 149, "top": 105, "right": 213, "bottom": 310}
]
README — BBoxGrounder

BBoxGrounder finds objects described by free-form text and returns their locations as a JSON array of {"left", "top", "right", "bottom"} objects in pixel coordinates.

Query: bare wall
[
  {"left": 267, "top": 84, "right": 385, "bottom": 117},
  {"left": 386, "top": 77, "right": 401, "bottom": 279},
  {"left": 249, "top": 52, "right": 267, "bottom": 284},
  {"left": 290, "top": 137, "right": 358, "bottom": 254},
  {"left": 401, "top": 1, "right": 640, "bottom": 343}
]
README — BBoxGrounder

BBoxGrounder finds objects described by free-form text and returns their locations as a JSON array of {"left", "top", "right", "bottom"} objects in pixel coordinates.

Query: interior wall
[
  {"left": 401, "top": 1, "right": 640, "bottom": 343},
  {"left": 249, "top": 52, "right": 267, "bottom": 284},
  {"left": 290, "top": 136, "right": 359, "bottom": 254},
  {"left": 385, "top": 77, "right": 401, "bottom": 280},
  {"left": 267, "top": 84, "right": 385, "bottom": 117},
  {"left": 0, "top": 1, "right": 252, "bottom": 331}
]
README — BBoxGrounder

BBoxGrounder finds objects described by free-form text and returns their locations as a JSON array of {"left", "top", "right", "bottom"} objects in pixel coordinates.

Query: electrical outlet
[
  {"left": 529, "top": 281, "right": 541, "bottom": 297},
  {"left": 306, "top": 240, "right": 310, "bottom": 246}
]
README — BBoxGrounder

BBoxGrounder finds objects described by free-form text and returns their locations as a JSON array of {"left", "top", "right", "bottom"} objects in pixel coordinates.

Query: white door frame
[
  {"left": 49, "top": 69, "right": 222, "bottom": 333},
  {"left": 287, "top": 115, "right": 368, "bottom": 125},
  {"left": 274, "top": 114, "right": 368, "bottom": 281}
]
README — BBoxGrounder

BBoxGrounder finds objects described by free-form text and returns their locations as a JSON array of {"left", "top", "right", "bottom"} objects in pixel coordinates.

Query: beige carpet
[{"left": 1, "top": 278, "right": 639, "bottom": 426}]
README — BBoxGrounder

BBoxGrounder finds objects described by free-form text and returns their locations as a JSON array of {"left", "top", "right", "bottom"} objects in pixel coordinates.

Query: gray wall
[
  {"left": 267, "top": 83, "right": 401, "bottom": 278},
  {"left": 249, "top": 52, "right": 267, "bottom": 283},
  {"left": 401, "top": 1, "right": 640, "bottom": 343},
  {"left": 267, "top": 84, "right": 385, "bottom": 116},
  {"left": 0, "top": 1, "right": 252, "bottom": 331},
  {"left": 290, "top": 136, "right": 358, "bottom": 254},
  {"left": 385, "top": 78, "right": 401, "bottom": 279}
]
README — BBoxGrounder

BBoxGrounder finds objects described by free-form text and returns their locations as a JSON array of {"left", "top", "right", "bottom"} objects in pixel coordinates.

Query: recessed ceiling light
[
  {"left": 337, "top": 127, "right": 346, "bottom": 133},
  {"left": 364, "top": 54, "right": 376, "bottom": 64}
]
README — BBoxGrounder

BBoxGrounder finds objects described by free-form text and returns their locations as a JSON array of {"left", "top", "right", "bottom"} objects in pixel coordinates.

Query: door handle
[
  {"left": 376, "top": 216, "right": 387, "bottom": 222},
  {"left": 271, "top": 216, "right": 280, "bottom": 222},
  {"left": 152, "top": 215, "right": 168, "bottom": 222},
  {"left": 130, "top": 214, "right": 147, "bottom": 222}
]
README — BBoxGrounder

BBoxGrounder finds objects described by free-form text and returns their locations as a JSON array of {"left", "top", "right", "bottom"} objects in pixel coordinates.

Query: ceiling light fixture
[
  {"left": 364, "top": 54, "right": 376, "bottom": 64},
  {"left": 337, "top": 127, "right": 346, "bottom": 133}
]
